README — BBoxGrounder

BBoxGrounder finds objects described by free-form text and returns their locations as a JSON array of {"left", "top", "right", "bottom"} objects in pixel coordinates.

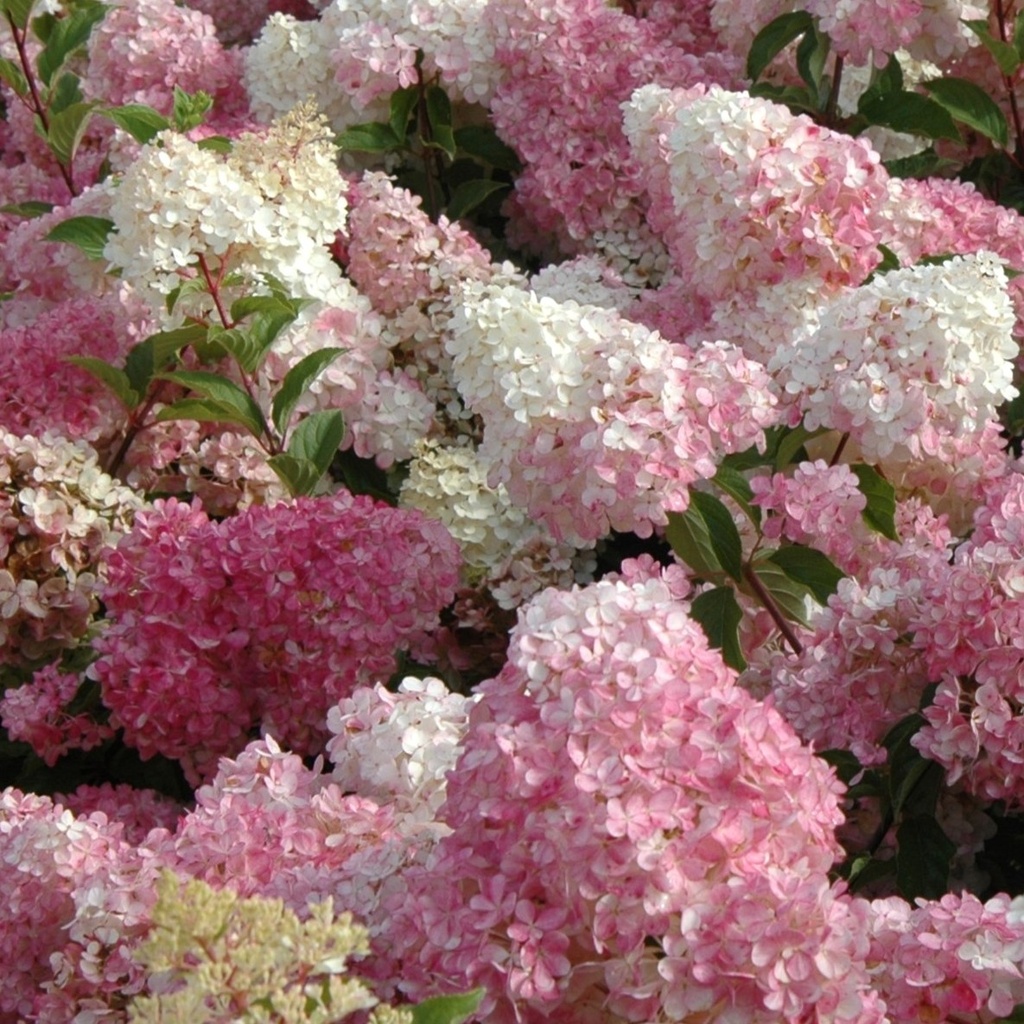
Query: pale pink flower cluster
[
  {"left": 326, "top": 676, "right": 478, "bottom": 822},
  {"left": 384, "top": 571, "right": 878, "bottom": 1022},
  {"left": 777, "top": 252, "right": 1018, "bottom": 464},
  {"left": 447, "top": 282, "right": 779, "bottom": 545},
  {"left": 623, "top": 84, "right": 890, "bottom": 304},
  {"left": 85, "top": 0, "right": 246, "bottom": 117},
  {"left": 0, "top": 431, "right": 142, "bottom": 666},
  {"left": 90, "top": 494, "right": 461, "bottom": 783}
]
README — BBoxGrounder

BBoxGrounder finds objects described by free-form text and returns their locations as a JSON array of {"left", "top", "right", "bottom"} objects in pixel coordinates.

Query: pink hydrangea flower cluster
[
  {"left": 383, "top": 569, "right": 870, "bottom": 1022},
  {"left": 90, "top": 493, "right": 460, "bottom": 783}
]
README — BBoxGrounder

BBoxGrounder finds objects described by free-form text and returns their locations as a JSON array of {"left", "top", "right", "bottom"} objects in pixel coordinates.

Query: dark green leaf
[
  {"left": 35, "top": 1, "right": 107, "bottom": 85},
  {"left": 882, "top": 146, "right": 959, "bottom": 180},
  {"left": 44, "top": 214, "right": 113, "bottom": 260},
  {"left": 922, "top": 76, "right": 1010, "bottom": 148},
  {"left": 411, "top": 989, "right": 485, "bottom": 1024},
  {"left": 961, "top": 19, "right": 1021, "bottom": 76},
  {"left": 336, "top": 121, "right": 401, "bottom": 153},
  {"left": 287, "top": 408, "right": 345, "bottom": 474},
  {"left": 851, "top": 463, "right": 899, "bottom": 541},
  {"left": 746, "top": 11, "right": 814, "bottom": 82},
  {"left": 817, "top": 748, "right": 864, "bottom": 786},
  {"left": 858, "top": 52, "right": 904, "bottom": 110},
  {"left": 0, "top": 56, "right": 28, "bottom": 96},
  {"left": 666, "top": 507, "right": 723, "bottom": 578},
  {"left": 155, "top": 397, "right": 263, "bottom": 437},
  {"left": 101, "top": 103, "right": 169, "bottom": 144},
  {"left": 766, "top": 545, "right": 844, "bottom": 604},
  {"left": 124, "top": 324, "right": 205, "bottom": 394},
  {"left": 454, "top": 125, "right": 520, "bottom": 171},
  {"left": 172, "top": 85, "right": 212, "bottom": 132},
  {"left": 747, "top": 82, "right": 821, "bottom": 116},
  {"left": 389, "top": 85, "right": 419, "bottom": 141},
  {"left": 446, "top": 179, "right": 507, "bottom": 220},
  {"left": 1, "top": 0, "right": 35, "bottom": 30},
  {"left": 65, "top": 357, "right": 138, "bottom": 409},
  {"left": 158, "top": 370, "right": 267, "bottom": 438},
  {"left": 425, "top": 85, "right": 456, "bottom": 159},
  {"left": 858, "top": 91, "right": 961, "bottom": 142},
  {"left": 49, "top": 72, "right": 84, "bottom": 116},
  {"left": 883, "top": 712, "right": 944, "bottom": 819},
  {"left": 230, "top": 291, "right": 309, "bottom": 323},
  {"left": 994, "top": 1003, "right": 1024, "bottom": 1023},
  {"left": 164, "top": 276, "right": 208, "bottom": 315},
  {"left": 44, "top": 100, "right": 97, "bottom": 165},
  {"left": 862, "top": 243, "right": 901, "bottom": 285},
  {"left": 0, "top": 200, "right": 53, "bottom": 218},
  {"left": 895, "top": 814, "right": 955, "bottom": 900},
  {"left": 266, "top": 453, "right": 320, "bottom": 497},
  {"left": 272, "top": 348, "right": 345, "bottom": 435},
  {"left": 712, "top": 463, "right": 760, "bottom": 526},
  {"left": 690, "top": 587, "right": 746, "bottom": 672},
  {"left": 773, "top": 423, "right": 828, "bottom": 470},
  {"left": 795, "top": 20, "right": 829, "bottom": 100},
  {"left": 689, "top": 490, "right": 744, "bottom": 582},
  {"left": 847, "top": 854, "right": 897, "bottom": 891}
]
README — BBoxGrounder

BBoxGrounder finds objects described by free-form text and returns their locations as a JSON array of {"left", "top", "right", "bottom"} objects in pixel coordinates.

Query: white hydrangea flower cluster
[
  {"left": 530, "top": 254, "right": 642, "bottom": 311},
  {"left": 104, "top": 102, "right": 348, "bottom": 313},
  {"left": 326, "top": 676, "right": 478, "bottom": 823},
  {"left": 246, "top": 0, "right": 499, "bottom": 134},
  {"left": 774, "top": 252, "right": 1018, "bottom": 463},
  {"left": 446, "top": 282, "right": 774, "bottom": 545},
  {"left": 0, "top": 432, "right": 143, "bottom": 666},
  {"left": 399, "top": 438, "right": 588, "bottom": 605}
]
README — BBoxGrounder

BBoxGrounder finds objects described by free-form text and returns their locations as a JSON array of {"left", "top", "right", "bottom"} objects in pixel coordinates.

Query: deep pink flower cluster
[{"left": 90, "top": 493, "right": 461, "bottom": 782}]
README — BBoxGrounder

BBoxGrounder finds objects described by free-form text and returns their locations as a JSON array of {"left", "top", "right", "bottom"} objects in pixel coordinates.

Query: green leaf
[
  {"left": 230, "top": 291, "right": 310, "bottom": 323},
  {"left": 882, "top": 146, "right": 959, "bottom": 180},
  {"left": 0, "top": 200, "right": 53, "bottom": 218},
  {"left": 124, "top": 324, "right": 206, "bottom": 394},
  {"left": 0, "top": 56, "right": 28, "bottom": 96},
  {"left": 994, "top": 1004, "right": 1024, "bottom": 1023},
  {"left": 690, "top": 587, "right": 746, "bottom": 672},
  {"left": 158, "top": 370, "right": 267, "bottom": 438},
  {"left": 921, "top": 76, "right": 1010, "bottom": 148},
  {"left": 389, "top": 85, "right": 419, "bottom": 141},
  {"left": 196, "top": 135, "right": 232, "bottom": 154},
  {"left": 266, "top": 453, "right": 320, "bottom": 497},
  {"left": 858, "top": 91, "right": 961, "bottom": 142},
  {"left": 747, "top": 82, "right": 821, "bottom": 116},
  {"left": 454, "top": 125, "right": 520, "bottom": 171},
  {"left": 164, "top": 277, "right": 208, "bottom": 316},
  {"left": 895, "top": 814, "right": 955, "bottom": 900},
  {"left": 817, "top": 748, "right": 864, "bottom": 786},
  {"left": 851, "top": 463, "right": 899, "bottom": 541},
  {"left": 48, "top": 70, "right": 85, "bottom": 117},
  {"left": 446, "top": 179, "right": 507, "bottom": 220},
  {"left": 44, "top": 100, "right": 97, "bottom": 165},
  {"left": 766, "top": 545, "right": 844, "bottom": 604},
  {"left": 858, "top": 52, "right": 904, "bottom": 110},
  {"left": 65, "top": 357, "right": 138, "bottom": 409},
  {"left": 411, "top": 989, "right": 485, "bottom": 1024},
  {"left": 712, "top": 463, "right": 760, "bottom": 526},
  {"left": 336, "top": 121, "right": 401, "bottom": 153},
  {"left": 962, "top": 19, "right": 1022, "bottom": 76},
  {"left": 883, "top": 712, "right": 937, "bottom": 818},
  {"left": 101, "top": 103, "right": 170, "bottom": 144},
  {"left": 287, "top": 408, "right": 344, "bottom": 474},
  {"left": 44, "top": 214, "right": 114, "bottom": 260},
  {"left": 773, "top": 422, "right": 827, "bottom": 470},
  {"left": 748, "top": 558, "right": 817, "bottom": 626},
  {"left": 690, "top": 490, "right": 744, "bottom": 582},
  {"left": 425, "top": 85, "right": 456, "bottom": 159},
  {"left": 861, "top": 243, "right": 901, "bottom": 285},
  {"left": 171, "top": 85, "right": 212, "bottom": 132},
  {"left": 847, "top": 854, "right": 897, "bottom": 891},
  {"left": 746, "top": 11, "right": 814, "bottom": 82},
  {"left": 155, "top": 397, "right": 264, "bottom": 437},
  {"left": 795, "top": 20, "right": 830, "bottom": 100},
  {"left": 1, "top": 0, "right": 35, "bottom": 31},
  {"left": 666, "top": 507, "right": 722, "bottom": 578},
  {"left": 35, "top": 1, "right": 107, "bottom": 85},
  {"left": 272, "top": 348, "right": 345, "bottom": 435}
]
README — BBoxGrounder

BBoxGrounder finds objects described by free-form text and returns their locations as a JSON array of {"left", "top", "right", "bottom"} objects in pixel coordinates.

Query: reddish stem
[{"left": 743, "top": 565, "right": 805, "bottom": 656}]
